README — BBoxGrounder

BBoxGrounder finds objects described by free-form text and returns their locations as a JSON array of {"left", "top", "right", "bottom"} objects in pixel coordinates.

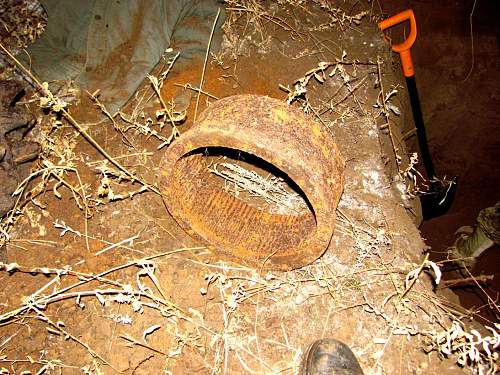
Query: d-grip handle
[{"left": 378, "top": 9, "right": 417, "bottom": 77}]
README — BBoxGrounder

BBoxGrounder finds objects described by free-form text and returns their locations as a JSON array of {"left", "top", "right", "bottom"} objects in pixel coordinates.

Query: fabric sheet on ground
[{"left": 23, "top": 0, "right": 225, "bottom": 114}]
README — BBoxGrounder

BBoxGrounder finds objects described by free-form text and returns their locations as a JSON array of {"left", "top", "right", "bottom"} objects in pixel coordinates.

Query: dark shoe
[{"left": 300, "top": 338, "right": 364, "bottom": 375}]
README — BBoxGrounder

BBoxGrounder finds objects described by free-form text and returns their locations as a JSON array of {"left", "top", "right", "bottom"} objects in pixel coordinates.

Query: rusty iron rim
[{"left": 159, "top": 94, "right": 344, "bottom": 270}]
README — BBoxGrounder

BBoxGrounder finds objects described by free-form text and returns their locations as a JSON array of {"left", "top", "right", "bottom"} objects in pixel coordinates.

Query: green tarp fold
[{"left": 24, "top": 0, "right": 225, "bottom": 114}]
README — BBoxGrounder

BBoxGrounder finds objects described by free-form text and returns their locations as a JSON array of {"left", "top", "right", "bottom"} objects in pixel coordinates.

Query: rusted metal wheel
[{"left": 159, "top": 94, "right": 344, "bottom": 270}]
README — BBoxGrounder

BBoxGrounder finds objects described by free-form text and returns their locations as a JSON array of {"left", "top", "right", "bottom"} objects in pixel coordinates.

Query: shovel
[{"left": 379, "top": 9, "right": 456, "bottom": 220}]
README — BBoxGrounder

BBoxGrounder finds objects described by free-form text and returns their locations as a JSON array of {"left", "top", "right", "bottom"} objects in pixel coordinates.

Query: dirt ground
[
  {"left": 381, "top": 0, "right": 500, "bottom": 324},
  {"left": 0, "top": 1, "right": 498, "bottom": 374}
]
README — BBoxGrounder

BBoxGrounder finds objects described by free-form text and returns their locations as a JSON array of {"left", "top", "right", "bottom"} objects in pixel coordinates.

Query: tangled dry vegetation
[
  {"left": 0, "top": 1, "right": 498, "bottom": 374},
  {"left": 0, "top": 0, "right": 45, "bottom": 81}
]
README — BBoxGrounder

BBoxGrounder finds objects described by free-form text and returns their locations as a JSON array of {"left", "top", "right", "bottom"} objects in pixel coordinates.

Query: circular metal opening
[
  {"left": 171, "top": 146, "right": 317, "bottom": 257},
  {"left": 160, "top": 94, "right": 344, "bottom": 269}
]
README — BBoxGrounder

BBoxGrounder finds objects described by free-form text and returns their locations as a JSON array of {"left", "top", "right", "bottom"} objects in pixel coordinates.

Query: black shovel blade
[{"left": 419, "top": 178, "right": 457, "bottom": 220}]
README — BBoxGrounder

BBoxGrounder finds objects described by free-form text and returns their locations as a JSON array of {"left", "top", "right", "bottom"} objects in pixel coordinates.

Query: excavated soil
[{"left": 0, "top": 1, "right": 496, "bottom": 374}]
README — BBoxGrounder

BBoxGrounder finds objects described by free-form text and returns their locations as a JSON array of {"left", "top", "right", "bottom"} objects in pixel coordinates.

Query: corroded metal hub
[{"left": 159, "top": 94, "right": 344, "bottom": 270}]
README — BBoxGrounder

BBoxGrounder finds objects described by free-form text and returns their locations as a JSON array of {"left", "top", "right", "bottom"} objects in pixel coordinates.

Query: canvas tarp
[{"left": 24, "top": 0, "right": 225, "bottom": 114}]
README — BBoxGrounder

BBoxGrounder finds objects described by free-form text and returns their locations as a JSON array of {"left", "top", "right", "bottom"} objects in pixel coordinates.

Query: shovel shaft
[
  {"left": 380, "top": 9, "right": 457, "bottom": 219},
  {"left": 406, "top": 75, "right": 436, "bottom": 179},
  {"left": 379, "top": 9, "right": 436, "bottom": 179}
]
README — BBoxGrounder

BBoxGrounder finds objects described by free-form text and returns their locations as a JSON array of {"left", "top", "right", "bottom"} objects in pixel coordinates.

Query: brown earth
[{"left": 0, "top": 1, "right": 497, "bottom": 374}]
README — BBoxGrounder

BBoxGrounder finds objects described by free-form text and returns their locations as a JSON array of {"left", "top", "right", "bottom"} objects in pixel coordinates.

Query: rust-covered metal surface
[{"left": 159, "top": 94, "right": 345, "bottom": 270}]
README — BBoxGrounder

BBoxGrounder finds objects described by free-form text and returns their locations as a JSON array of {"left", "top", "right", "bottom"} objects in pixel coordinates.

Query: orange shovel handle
[{"left": 378, "top": 9, "right": 417, "bottom": 77}]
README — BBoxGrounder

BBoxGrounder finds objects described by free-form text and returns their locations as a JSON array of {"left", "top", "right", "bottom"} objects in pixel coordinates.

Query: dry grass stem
[
  {"left": 209, "top": 162, "right": 308, "bottom": 215},
  {"left": 173, "top": 82, "right": 219, "bottom": 100},
  {"left": 194, "top": 8, "right": 222, "bottom": 124}
]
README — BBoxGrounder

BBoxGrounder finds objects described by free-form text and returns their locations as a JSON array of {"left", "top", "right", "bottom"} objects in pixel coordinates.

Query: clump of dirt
[
  {"left": 0, "top": 1, "right": 498, "bottom": 374},
  {"left": 0, "top": 80, "right": 39, "bottom": 218}
]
